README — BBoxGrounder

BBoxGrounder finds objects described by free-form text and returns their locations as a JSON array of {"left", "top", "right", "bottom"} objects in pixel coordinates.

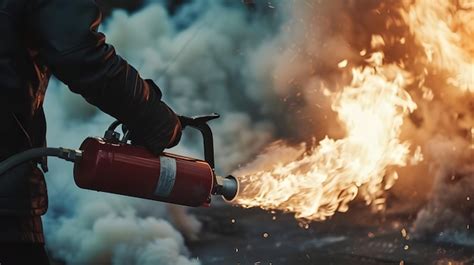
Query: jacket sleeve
[{"left": 29, "top": 0, "right": 180, "bottom": 153}]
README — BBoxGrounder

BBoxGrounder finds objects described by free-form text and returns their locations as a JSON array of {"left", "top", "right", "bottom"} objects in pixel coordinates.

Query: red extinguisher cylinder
[{"left": 73, "top": 138, "right": 215, "bottom": 207}]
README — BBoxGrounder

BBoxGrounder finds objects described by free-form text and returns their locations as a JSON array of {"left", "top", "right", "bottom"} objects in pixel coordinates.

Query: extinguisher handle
[{"left": 178, "top": 113, "right": 220, "bottom": 169}]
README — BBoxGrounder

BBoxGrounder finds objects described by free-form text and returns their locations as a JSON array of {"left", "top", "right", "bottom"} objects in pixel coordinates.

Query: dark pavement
[{"left": 189, "top": 202, "right": 474, "bottom": 265}]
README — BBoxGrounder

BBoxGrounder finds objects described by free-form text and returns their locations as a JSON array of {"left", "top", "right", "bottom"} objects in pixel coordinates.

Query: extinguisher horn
[{"left": 215, "top": 175, "right": 238, "bottom": 201}]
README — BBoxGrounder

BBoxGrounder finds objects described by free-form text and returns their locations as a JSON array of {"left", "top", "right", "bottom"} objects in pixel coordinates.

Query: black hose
[{"left": 0, "top": 147, "right": 82, "bottom": 176}]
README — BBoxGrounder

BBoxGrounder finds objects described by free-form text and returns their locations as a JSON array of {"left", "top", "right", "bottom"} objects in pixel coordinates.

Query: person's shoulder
[{"left": 30, "top": 0, "right": 103, "bottom": 54}]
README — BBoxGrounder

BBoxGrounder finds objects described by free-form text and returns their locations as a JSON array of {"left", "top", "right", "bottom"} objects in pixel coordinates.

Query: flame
[
  {"left": 401, "top": 0, "right": 474, "bottom": 93},
  {"left": 232, "top": 0, "right": 472, "bottom": 221},
  {"left": 234, "top": 52, "right": 417, "bottom": 220}
]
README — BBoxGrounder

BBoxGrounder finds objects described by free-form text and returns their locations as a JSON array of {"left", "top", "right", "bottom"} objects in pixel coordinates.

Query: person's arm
[{"left": 29, "top": 0, "right": 180, "bottom": 154}]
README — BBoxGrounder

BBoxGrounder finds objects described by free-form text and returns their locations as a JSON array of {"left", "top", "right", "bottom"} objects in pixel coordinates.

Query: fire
[
  {"left": 232, "top": 0, "right": 472, "bottom": 221},
  {"left": 234, "top": 52, "right": 417, "bottom": 220},
  {"left": 401, "top": 0, "right": 474, "bottom": 93}
]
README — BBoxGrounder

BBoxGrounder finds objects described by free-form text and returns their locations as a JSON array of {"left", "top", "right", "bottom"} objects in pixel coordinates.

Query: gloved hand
[{"left": 129, "top": 102, "right": 182, "bottom": 156}]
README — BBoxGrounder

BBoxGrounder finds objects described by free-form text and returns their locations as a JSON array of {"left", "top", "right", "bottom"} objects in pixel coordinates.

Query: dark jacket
[{"left": 0, "top": 0, "right": 179, "bottom": 242}]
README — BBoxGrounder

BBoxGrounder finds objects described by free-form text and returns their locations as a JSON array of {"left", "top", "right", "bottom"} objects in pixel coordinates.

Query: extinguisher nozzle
[{"left": 215, "top": 175, "right": 239, "bottom": 201}]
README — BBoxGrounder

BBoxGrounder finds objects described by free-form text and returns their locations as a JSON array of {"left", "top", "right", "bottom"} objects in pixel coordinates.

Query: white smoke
[
  {"left": 41, "top": 1, "right": 473, "bottom": 263},
  {"left": 101, "top": 1, "right": 295, "bottom": 172},
  {"left": 43, "top": 1, "right": 289, "bottom": 264},
  {"left": 43, "top": 82, "right": 202, "bottom": 264}
]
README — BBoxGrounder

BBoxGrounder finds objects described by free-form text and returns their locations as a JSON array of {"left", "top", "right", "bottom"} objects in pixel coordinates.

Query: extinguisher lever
[{"left": 178, "top": 113, "right": 220, "bottom": 169}]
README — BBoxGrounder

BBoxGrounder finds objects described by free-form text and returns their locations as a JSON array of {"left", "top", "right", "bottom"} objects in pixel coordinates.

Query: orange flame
[
  {"left": 232, "top": 0, "right": 472, "bottom": 221},
  {"left": 234, "top": 52, "right": 417, "bottom": 220},
  {"left": 401, "top": 0, "right": 474, "bottom": 93}
]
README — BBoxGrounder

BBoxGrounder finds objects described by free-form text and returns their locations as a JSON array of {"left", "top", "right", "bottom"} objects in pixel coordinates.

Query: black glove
[{"left": 129, "top": 102, "right": 182, "bottom": 155}]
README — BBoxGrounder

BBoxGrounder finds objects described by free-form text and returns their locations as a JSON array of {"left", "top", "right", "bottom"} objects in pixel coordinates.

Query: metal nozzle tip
[{"left": 215, "top": 175, "right": 239, "bottom": 201}]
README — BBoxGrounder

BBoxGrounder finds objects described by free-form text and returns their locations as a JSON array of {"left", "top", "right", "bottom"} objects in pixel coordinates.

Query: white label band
[{"left": 154, "top": 156, "right": 177, "bottom": 197}]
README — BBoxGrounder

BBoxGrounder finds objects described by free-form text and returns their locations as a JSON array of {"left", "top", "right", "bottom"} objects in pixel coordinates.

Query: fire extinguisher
[{"left": 0, "top": 114, "right": 238, "bottom": 207}]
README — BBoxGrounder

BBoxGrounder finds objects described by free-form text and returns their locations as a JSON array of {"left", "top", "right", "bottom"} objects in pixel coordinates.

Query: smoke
[
  {"left": 411, "top": 136, "right": 474, "bottom": 246},
  {"left": 100, "top": 1, "right": 300, "bottom": 172},
  {"left": 46, "top": 193, "right": 199, "bottom": 265},
  {"left": 42, "top": 0, "right": 473, "bottom": 263},
  {"left": 231, "top": 0, "right": 473, "bottom": 243},
  {"left": 43, "top": 82, "right": 203, "bottom": 264},
  {"left": 42, "top": 1, "right": 291, "bottom": 264}
]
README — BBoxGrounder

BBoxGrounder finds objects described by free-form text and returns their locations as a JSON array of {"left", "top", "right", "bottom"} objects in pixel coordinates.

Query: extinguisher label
[{"left": 154, "top": 156, "right": 177, "bottom": 197}]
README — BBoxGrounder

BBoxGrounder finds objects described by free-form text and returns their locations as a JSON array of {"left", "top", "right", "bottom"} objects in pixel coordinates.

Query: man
[{"left": 0, "top": 0, "right": 181, "bottom": 264}]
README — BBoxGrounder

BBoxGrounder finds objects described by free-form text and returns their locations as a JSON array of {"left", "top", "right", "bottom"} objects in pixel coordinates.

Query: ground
[{"left": 189, "top": 202, "right": 474, "bottom": 265}]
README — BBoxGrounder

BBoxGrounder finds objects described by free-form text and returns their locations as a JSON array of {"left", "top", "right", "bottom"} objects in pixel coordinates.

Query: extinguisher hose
[{"left": 0, "top": 147, "right": 82, "bottom": 176}]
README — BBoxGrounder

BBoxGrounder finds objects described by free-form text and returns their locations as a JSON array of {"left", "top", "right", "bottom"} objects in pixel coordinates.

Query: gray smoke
[
  {"left": 228, "top": 0, "right": 474, "bottom": 245},
  {"left": 87, "top": 0, "right": 296, "bottom": 172},
  {"left": 411, "top": 136, "right": 474, "bottom": 246},
  {"left": 43, "top": 1, "right": 292, "bottom": 264},
  {"left": 43, "top": 82, "right": 202, "bottom": 264},
  {"left": 41, "top": 1, "right": 473, "bottom": 263}
]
